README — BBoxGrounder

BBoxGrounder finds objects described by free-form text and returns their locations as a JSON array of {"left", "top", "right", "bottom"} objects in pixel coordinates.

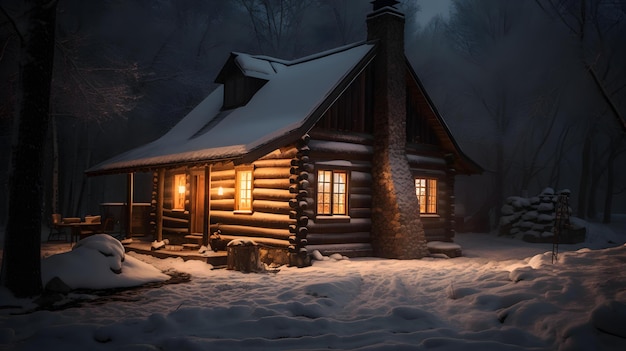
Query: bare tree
[
  {"left": 535, "top": 0, "right": 626, "bottom": 133},
  {"left": 236, "top": 0, "right": 314, "bottom": 58},
  {"left": 535, "top": 0, "right": 626, "bottom": 218},
  {"left": 446, "top": 0, "right": 538, "bottom": 226}
]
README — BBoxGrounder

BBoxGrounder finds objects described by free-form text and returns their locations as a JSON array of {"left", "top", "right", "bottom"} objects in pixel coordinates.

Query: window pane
[
  {"left": 318, "top": 170, "right": 347, "bottom": 215},
  {"left": 427, "top": 179, "right": 437, "bottom": 214},
  {"left": 237, "top": 170, "right": 252, "bottom": 211},
  {"left": 317, "top": 170, "right": 332, "bottom": 214},
  {"left": 174, "top": 174, "right": 186, "bottom": 210},
  {"left": 415, "top": 178, "right": 426, "bottom": 213}
]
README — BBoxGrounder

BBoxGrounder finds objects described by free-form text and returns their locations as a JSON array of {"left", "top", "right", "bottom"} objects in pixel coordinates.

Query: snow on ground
[{"left": 0, "top": 217, "right": 625, "bottom": 351}]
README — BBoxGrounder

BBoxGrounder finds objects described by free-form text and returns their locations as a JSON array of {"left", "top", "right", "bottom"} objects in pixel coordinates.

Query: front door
[{"left": 190, "top": 172, "right": 205, "bottom": 235}]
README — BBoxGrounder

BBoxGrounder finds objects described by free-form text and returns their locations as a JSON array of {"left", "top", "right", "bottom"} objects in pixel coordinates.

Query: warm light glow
[
  {"left": 174, "top": 174, "right": 186, "bottom": 210},
  {"left": 218, "top": 186, "right": 224, "bottom": 196},
  {"left": 415, "top": 178, "right": 437, "bottom": 214},
  {"left": 236, "top": 169, "right": 253, "bottom": 211},
  {"left": 317, "top": 170, "right": 347, "bottom": 215}
]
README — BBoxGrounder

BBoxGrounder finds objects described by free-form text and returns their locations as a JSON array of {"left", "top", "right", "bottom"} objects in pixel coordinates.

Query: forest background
[{"left": 1, "top": 0, "right": 625, "bottom": 232}]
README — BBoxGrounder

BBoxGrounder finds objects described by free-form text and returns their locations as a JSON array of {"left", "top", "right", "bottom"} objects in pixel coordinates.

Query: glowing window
[
  {"left": 236, "top": 169, "right": 253, "bottom": 211},
  {"left": 415, "top": 178, "right": 437, "bottom": 214},
  {"left": 317, "top": 170, "right": 347, "bottom": 215},
  {"left": 173, "top": 174, "right": 186, "bottom": 210}
]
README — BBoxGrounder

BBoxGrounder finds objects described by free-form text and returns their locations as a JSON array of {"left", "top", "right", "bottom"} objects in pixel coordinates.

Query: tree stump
[{"left": 226, "top": 240, "right": 261, "bottom": 272}]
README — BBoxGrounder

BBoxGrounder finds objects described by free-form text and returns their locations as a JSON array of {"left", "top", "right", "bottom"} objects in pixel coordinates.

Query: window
[
  {"left": 415, "top": 178, "right": 437, "bottom": 214},
  {"left": 236, "top": 168, "right": 253, "bottom": 211},
  {"left": 317, "top": 170, "right": 347, "bottom": 215},
  {"left": 173, "top": 174, "right": 186, "bottom": 210}
]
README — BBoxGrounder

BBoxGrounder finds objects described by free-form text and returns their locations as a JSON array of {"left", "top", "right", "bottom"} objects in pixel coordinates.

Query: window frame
[
  {"left": 316, "top": 169, "right": 349, "bottom": 218},
  {"left": 235, "top": 166, "right": 254, "bottom": 213},
  {"left": 415, "top": 177, "right": 438, "bottom": 215},
  {"left": 172, "top": 173, "right": 187, "bottom": 211}
]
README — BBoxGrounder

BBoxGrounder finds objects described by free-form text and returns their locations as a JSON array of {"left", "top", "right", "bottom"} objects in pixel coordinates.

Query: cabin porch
[{"left": 122, "top": 236, "right": 228, "bottom": 267}]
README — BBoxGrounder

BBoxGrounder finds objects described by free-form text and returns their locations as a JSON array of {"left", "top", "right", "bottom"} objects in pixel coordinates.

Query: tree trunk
[
  {"left": 0, "top": 0, "right": 58, "bottom": 298},
  {"left": 602, "top": 153, "right": 614, "bottom": 224},
  {"left": 51, "top": 115, "right": 59, "bottom": 215},
  {"left": 576, "top": 130, "right": 592, "bottom": 218}
]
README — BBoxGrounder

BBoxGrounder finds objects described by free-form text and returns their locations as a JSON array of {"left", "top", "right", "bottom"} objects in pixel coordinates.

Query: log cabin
[{"left": 86, "top": 0, "right": 481, "bottom": 266}]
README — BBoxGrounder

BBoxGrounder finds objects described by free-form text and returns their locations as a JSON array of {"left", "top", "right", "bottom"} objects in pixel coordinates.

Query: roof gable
[
  {"left": 87, "top": 42, "right": 376, "bottom": 175},
  {"left": 405, "top": 60, "right": 482, "bottom": 175}
]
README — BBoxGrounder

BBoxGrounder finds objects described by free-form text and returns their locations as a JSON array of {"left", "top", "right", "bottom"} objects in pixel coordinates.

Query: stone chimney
[{"left": 367, "top": 0, "right": 429, "bottom": 259}]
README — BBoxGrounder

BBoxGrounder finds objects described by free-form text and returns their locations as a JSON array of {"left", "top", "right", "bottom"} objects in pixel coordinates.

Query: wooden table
[{"left": 58, "top": 222, "right": 102, "bottom": 244}]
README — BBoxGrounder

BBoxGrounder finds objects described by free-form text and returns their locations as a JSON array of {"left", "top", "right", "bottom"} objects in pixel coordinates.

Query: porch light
[
  {"left": 178, "top": 185, "right": 186, "bottom": 194},
  {"left": 218, "top": 186, "right": 224, "bottom": 196}
]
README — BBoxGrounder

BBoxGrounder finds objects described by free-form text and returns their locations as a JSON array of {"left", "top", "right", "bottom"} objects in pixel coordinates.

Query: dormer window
[
  {"left": 223, "top": 74, "right": 267, "bottom": 109},
  {"left": 215, "top": 53, "right": 274, "bottom": 110}
]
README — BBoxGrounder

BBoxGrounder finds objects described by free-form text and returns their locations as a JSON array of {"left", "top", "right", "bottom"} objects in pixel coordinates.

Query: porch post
[
  {"left": 126, "top": 172, "right": 134, "bottom": 239},
  {"left": 156, "top": 169, "right": 164, "bottom": 242},
  {"left": 203, "top": 164, "right": 211, "bottom": 246}
]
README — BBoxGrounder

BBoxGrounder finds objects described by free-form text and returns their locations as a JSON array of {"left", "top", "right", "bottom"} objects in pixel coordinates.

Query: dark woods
[{"left": 0, "top": 0, "right": 624, "bottom": 296}]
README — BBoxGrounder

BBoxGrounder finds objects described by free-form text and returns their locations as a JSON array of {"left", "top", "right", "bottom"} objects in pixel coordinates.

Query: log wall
[
  {"left": 207, "top": 148, "right": 298, "bottom": 253},
  {"left": 147, "top": 137, "right": 457, "bottom": 257},
  {"left": 305, "top": 129, "right": 374, "bottom": 257},
  {"left": 406, "top": 148, "right": 455, "bottom": 242}
]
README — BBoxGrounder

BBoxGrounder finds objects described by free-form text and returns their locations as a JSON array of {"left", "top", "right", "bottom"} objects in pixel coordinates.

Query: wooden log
[
  {"left": 162, "top": 215, "right": 189, "bottom": 225},
  {"left": 254, "top": 167, "right": 291, "bottom": 179},
  {"left": 297, "top": 145, "right": 310, "bottom": 156},
  {"left": 252, "top": 188, "right": 293, "bottom": 201},
  {"left": 211, "top": 179, "right": 235, "bottom": 188},
  {"left": 349, "top": 194, "right": 371, "bottom": 208},
  {"left": 207, "top": 162, "right": 236, "bottom": 172},
  {"left": 350, "top": 171, "right": 372, "bottom": 186},
  {"left": 252, "top": 200, "right": 292, "bottom": 215},
  {"left": 258, "top": 146, "right": 298, "bottom": 160},
  {"left": 253, "top": 158, "right": 293, "bottom": 168},
  {"left": 308, "top": 150, "right": 372, "bottom": 162},
  {"left": 290, "top": 209, "right": 312, "bottom": 219},
  {"left": 306, "top": 232, "right": 371, "bottom": 245},
  {"left": 409, "top": 168, "right": 447, "bottom": 177},
  {"left": 350, "top": 186, "right": 372, "bottom": 195},
  {"left": 227, "top": 244, "right": 260, "bottom": 273},
  {"left": 211, "top": 169, "right": 235, "bottom": 181},
  {"left": 349, "top": 208, "right": 371, "bottom": 218},
  {"left": 300, "top": 133, "right": 310, "bottom": 144},
  {"left": 297, "top": 216, "right": 309, "bottom": 227},
  {"left": 296, "top": 190, "right": 308, "bottom": 201},
  {"left": 163, "top": 226, "right": 189, "bottom": 235},
  {"left": 218, "top": 234, "right": 290, "bottom": 248},
  {"left": 210, "top": 210, "right": 294, "bottom": 229},
  {"left": 162, "top": 208, "right": 189, "bottom": 219},
  {"left": 308, "top": 129, "right": 374, "bottom": 145},
  {"left": 308, "top": 218, "right": 371, "bottom": 234},
  {"left": 156, "top": 169, "right": 164, "bottom": 241},
  {"left": 211, "top": 187, "right": 234, "bottom": 199},
  {"left": 210, "top": 199, "right": 234, "bottom": 211},
  {"left": 209, "top": 224, "right": 291, "bottom": 240},
  {"left": 254, "top": 178, "right": 291, "bottom": 189}
]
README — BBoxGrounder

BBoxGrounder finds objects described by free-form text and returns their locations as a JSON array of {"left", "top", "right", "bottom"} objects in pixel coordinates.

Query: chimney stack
[{"left": 367, "top": 0, "right": 428, "bottom": 259}]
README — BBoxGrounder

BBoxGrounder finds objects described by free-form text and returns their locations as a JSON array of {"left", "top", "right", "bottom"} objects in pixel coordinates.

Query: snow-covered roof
[{"left": 87, "top": 42, "right": 375, "bottom": 175}]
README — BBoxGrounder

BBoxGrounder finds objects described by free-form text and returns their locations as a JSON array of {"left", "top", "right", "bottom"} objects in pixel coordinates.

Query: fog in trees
[{"left": 1, "top": 0, "right": 624, "bottom": 235}]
